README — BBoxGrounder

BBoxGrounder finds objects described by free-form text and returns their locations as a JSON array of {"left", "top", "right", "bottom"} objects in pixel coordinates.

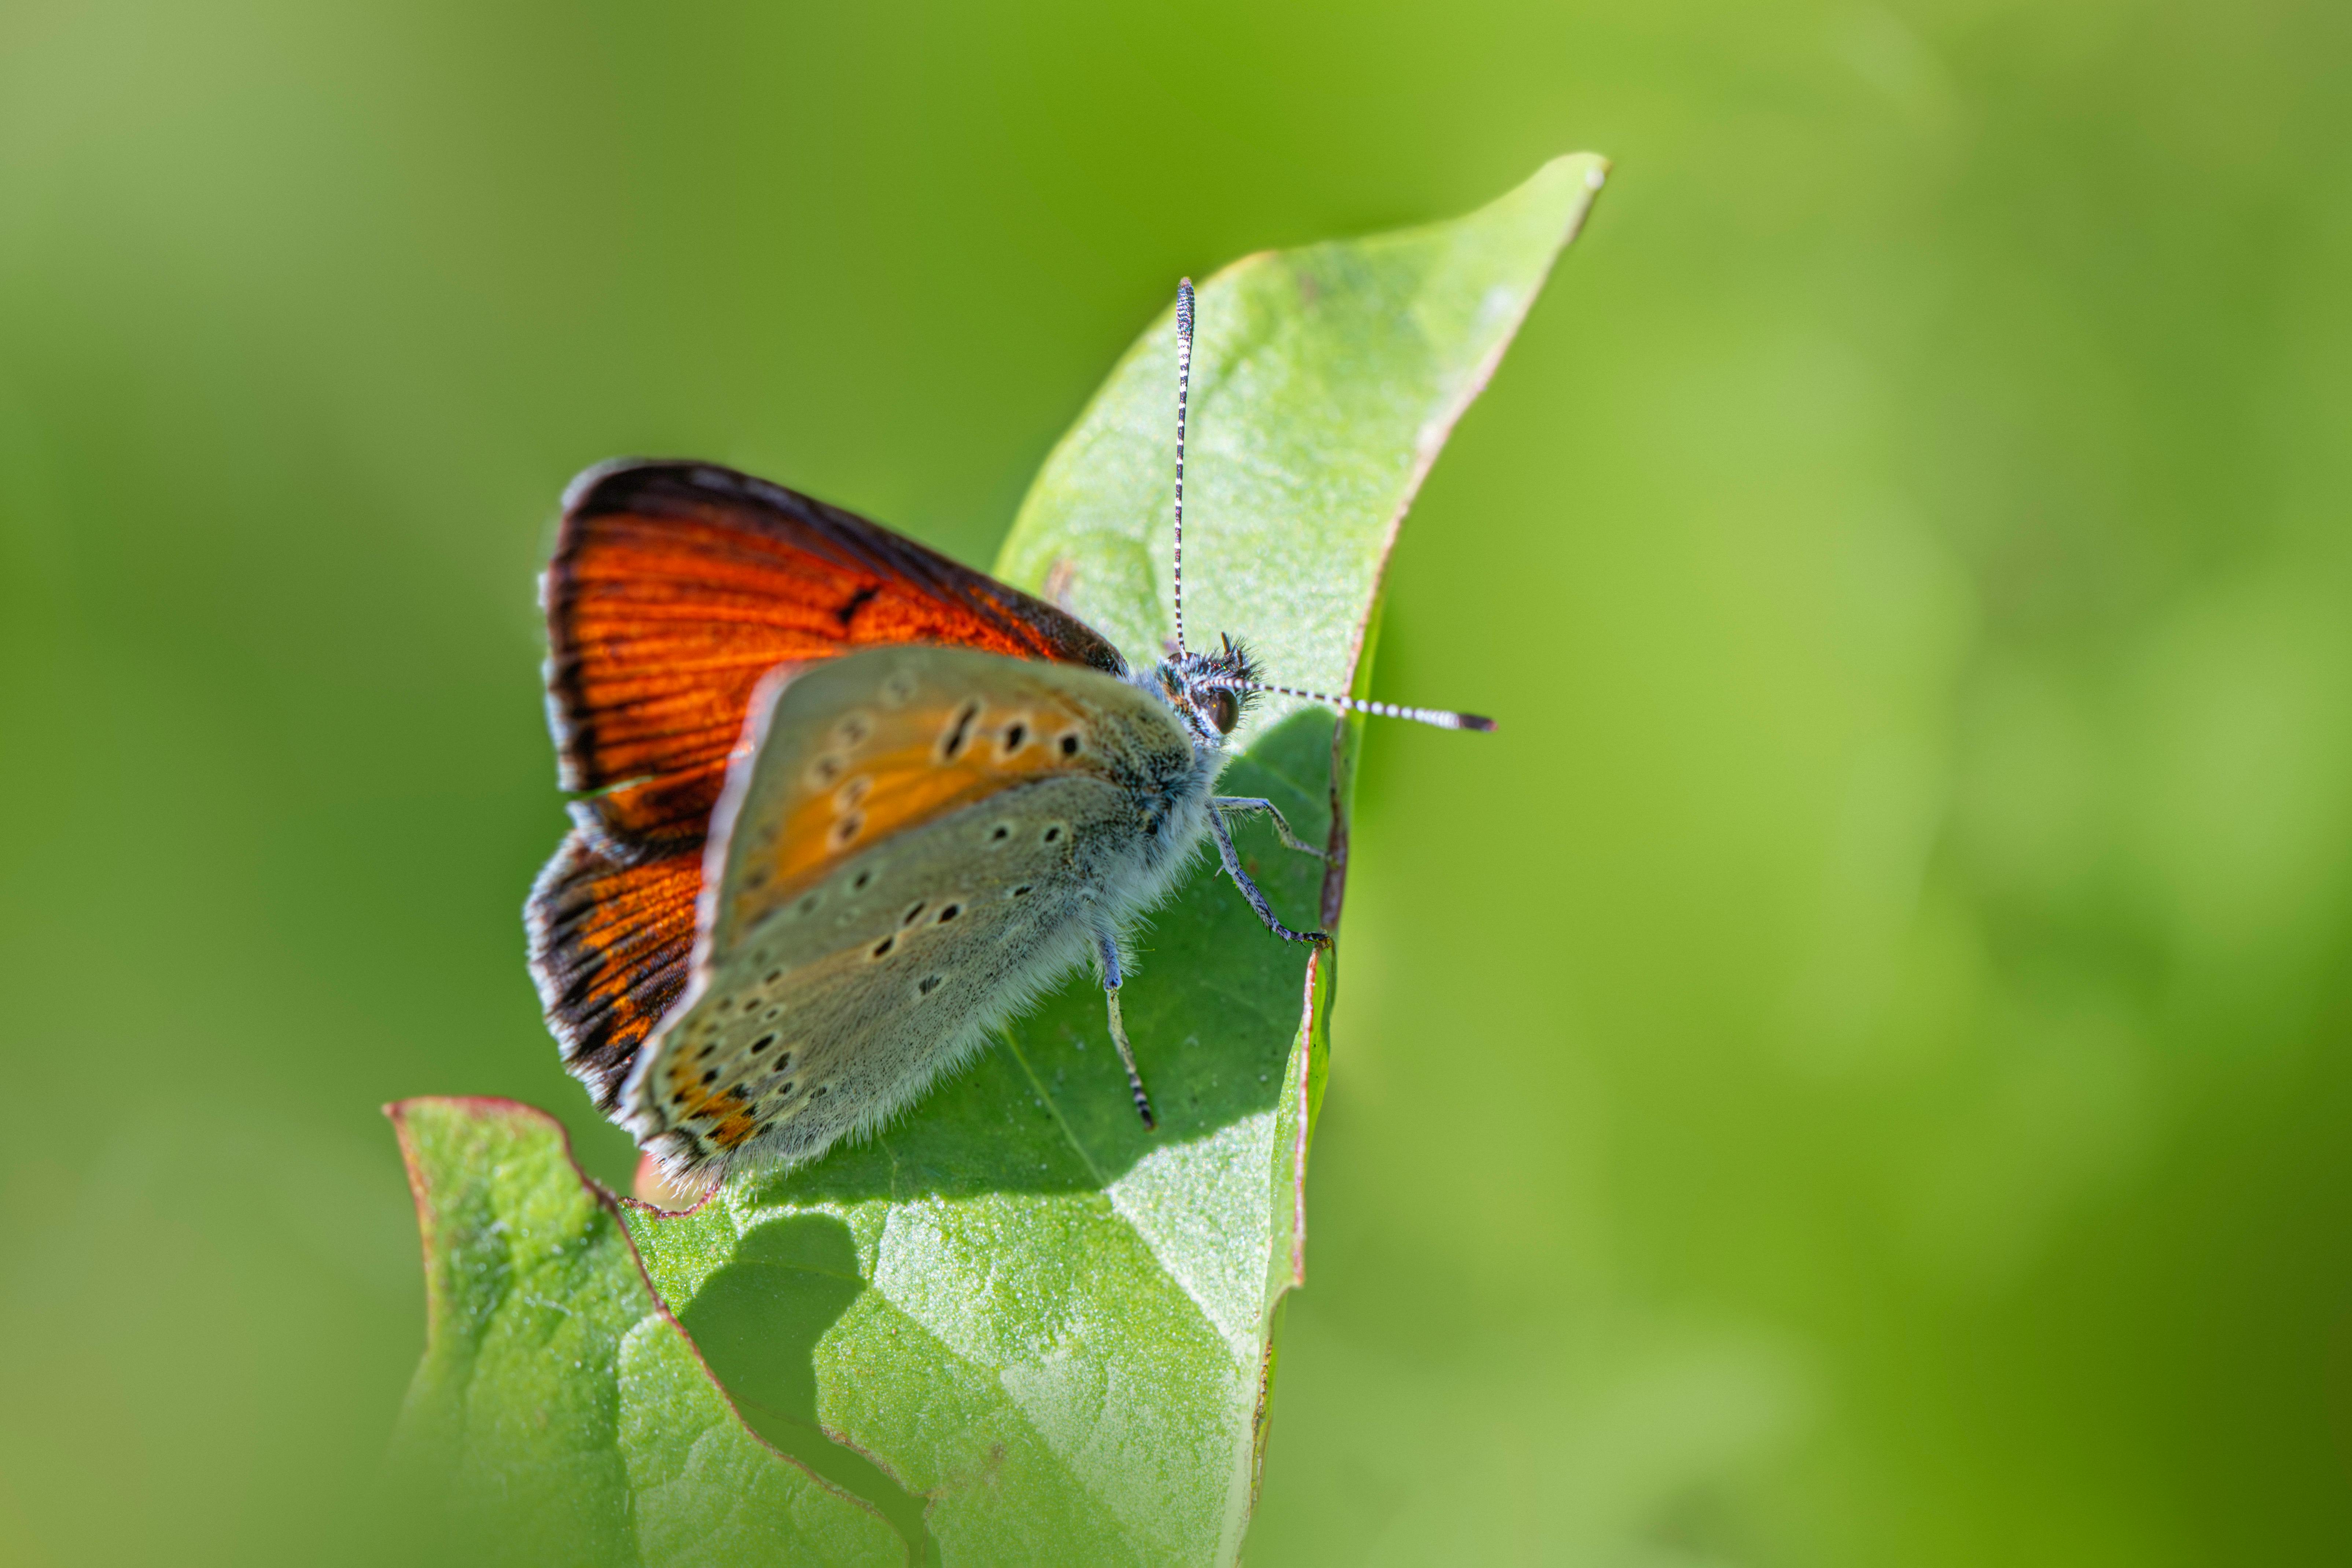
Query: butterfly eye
[{"left": 1207, "top": 688, "right": 1240, "bottom": 735}]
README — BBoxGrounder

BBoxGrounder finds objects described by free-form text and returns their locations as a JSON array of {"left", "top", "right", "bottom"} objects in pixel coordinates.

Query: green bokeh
[{"left": 2, "top": 1, "right": 2346, "bottom": 1564}]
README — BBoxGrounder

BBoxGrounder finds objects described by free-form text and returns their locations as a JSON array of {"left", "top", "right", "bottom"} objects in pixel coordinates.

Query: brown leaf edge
[{"left": 384, "top": 1096, "right": 909, "bottom": 1554}]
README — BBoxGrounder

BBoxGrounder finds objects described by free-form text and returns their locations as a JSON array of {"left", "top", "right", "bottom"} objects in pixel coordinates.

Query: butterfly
[{"left": 526, "top": 280, "right": 1493, "bottom": 1182}]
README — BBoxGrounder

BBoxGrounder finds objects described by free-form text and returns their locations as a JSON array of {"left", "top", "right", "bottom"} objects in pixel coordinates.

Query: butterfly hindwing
[
  {"left": 618, "top": 645, "right": 1196, "bottom": 1176},
  {"left": 525, "top": 833, "right": 703, "bottom": 1111}
]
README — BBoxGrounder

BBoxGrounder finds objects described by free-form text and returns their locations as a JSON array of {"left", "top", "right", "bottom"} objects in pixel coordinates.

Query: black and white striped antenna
[
  {"left": 1171, "top": 277, "right": 1195, "bottom": 657},
  {"left": 1234, "top": 678, "right": 1495, "bottom": 733}
]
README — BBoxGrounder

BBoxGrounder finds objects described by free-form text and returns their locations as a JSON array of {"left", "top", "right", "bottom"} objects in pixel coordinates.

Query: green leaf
[
  {"left": 389, "top": 152, "right": 1606, "bottom": 1566},
  {"left": 383, "top": 1097, "right": 905, "bottom": 1567}
]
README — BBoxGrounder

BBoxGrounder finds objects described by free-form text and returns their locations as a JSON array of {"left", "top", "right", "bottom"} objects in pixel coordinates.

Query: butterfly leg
[
  {"left": 1207, "top": 803, "right": 1329, "bottom": 944},
  {"left": 1211, "top": 796, "right": 1331, "bottom": 860},
  {"left": 1095, "top": 930, "right": 1158, "bottom": 1131}
]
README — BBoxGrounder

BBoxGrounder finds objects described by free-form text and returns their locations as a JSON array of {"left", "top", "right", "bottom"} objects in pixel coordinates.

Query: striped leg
[
  {"left": 1095, "top": 928, "right": 1156, "bottom": 1130},
  {"left": 1206, "top": 803, "right": 1329, "bottom": 944}
]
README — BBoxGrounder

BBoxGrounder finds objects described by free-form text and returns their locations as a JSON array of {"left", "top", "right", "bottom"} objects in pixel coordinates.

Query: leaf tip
[{"left": 1520, "top": 151, "right": 1613, "bottom": 229}]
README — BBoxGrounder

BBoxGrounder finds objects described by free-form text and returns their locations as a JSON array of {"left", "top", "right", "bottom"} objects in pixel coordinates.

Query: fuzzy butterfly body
[{"left": 527, "top": 280, "right": 1490, "bottom": 1184}]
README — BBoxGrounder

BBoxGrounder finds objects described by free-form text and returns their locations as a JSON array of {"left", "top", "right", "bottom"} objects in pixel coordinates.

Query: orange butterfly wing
[
  {"left": 545, "top": 460, "right": 1125, "bottom": 850},
  {"left": 527, "top": 459, "right": 1125, "bottom": 1108}
]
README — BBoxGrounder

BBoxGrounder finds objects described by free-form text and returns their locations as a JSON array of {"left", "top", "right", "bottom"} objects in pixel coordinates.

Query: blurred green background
[{"left": 4, "top": 0, "right": 2349, "bottom": 1562}]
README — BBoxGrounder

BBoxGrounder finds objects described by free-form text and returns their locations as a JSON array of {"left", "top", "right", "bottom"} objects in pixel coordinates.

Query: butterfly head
[{"left": 1153, "top": 632, "right": 1262, "bottom": 748}]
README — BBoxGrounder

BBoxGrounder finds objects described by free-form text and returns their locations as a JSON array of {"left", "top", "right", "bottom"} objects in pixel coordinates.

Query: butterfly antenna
[
  {"left": 1238, "top": 680, "right": 1498, "bottom": 733},
  {"left": 1171, "top": 277, "right": 1194, "bottom": 657}
]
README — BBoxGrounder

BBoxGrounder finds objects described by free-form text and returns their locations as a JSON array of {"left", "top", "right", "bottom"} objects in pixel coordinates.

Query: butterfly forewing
[
  {"left": 545, "top": 460, "right": 1126, "bottom": 854},
  {"left": 618, "top": 645, "right": 1193, "bottom": 1175}
]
